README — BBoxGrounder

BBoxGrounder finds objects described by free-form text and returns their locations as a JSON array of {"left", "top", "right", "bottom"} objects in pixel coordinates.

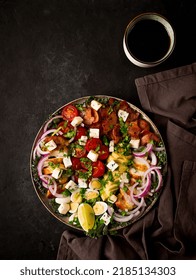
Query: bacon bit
[
  {"left": 46, "top": 190, "right": 54, "bottom": 198},
  {"left": 127, "top": 120, "right": 141, "bottom": 139},
  {"left": 83, "top": 108, "right": 99, "bottom": 125},
  {"left": 119, "top": 101, "right": 139, "bottom": 122},
  {"left": 138, "top": 119, "right": 150, "bottom": 131},
  {"left": 43, "top": 166, "right": 53, "bottom": 175},
  {"left": 140, "top": 132, "right": 160, "bottom": 146},
  {"left": 119, "top": 100, "right": 130, "bottom": 111},
  {"left": 92, "top": 108, "right": 99, "bottom": 123},
  {"left": 108, "top": 98, "right": 116, "bottom": 106},
  {"left": 111, "top": 124, "right": 121, "bottom": 144},
  {"left": 99, "top": 108, "right": 109, "bottom": 120},
  {"left": 102, "top": 111, "right": 118, "bottom": 134},
  {"left": 46, "top": 158, "right": 63, "bottom": 164}
]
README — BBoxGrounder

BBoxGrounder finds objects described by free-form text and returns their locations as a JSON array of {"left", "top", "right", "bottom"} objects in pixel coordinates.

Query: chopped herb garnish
[
  {"left": 102, "top": 135, "right": 109, "bottom": 146},
  {"left": 64, "top": 130, "right": 76, "bottom": 139},
  {"left": 62, "top": 189, "right": 71, "bottom": 197},
  {"left": 76, "top": 103, "right": 85, "bottom": 111},
  {"left": 119, "top": 117, "right": 128, "bottom": 136}
]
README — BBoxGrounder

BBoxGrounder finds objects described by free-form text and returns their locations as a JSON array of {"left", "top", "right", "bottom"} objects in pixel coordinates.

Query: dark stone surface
[{"left": 0, "top": 0, "right": 195, "bottom": 259}]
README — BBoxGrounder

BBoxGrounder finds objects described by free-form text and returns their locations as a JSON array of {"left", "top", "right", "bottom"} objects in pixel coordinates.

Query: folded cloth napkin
[{"left": 57, "top": 63, "right": 196, "bottom": 260}]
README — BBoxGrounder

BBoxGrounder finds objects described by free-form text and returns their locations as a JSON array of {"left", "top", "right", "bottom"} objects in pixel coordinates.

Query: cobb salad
[{"left": 31, "top": 96, "right": 166, "bottom": 237}]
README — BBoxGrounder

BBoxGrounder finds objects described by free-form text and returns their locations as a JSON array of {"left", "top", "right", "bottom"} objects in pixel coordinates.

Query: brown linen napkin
[
  {"left": 57, "top": 63, "right": 196, "bottom": 260},
  {"left": 135, "top": 63, "right": 196, "bottom": 130}
]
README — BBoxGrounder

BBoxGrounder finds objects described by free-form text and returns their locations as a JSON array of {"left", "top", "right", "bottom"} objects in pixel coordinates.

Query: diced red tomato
[
  {"left": 92, "top": 160, "right": 105, "bottom": 178},
  {"left": 74, "top": 126, "right": 87, "bottom": 141},
  {"left": 98, "top": 145, "right": 109, "bottom": 160},
  {"left": 80, "top": 158, "right": 92, "bottom": 170},
  {"left": 85, "top": 138, "right": 102, "bottom": 152},
  {"left": 71, "top": 157, "right": 82, "bottom": 170},
  {"left": 58, "top": 121, "right": 73, "bottom": 134},
  {"left": 62, "top": 105, "right": 79, "bottom": 121},
  {"left": 73, "top": 146, "right": 87, "bottom": 158}
]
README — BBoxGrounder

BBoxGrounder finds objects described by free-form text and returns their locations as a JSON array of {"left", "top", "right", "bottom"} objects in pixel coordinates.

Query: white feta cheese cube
[
  {"left": 45, "top": 140, "right": 57, "bottom": 151},
  {"left": 107, "top": 160, "right": 119, "bottom": 171},
  {"left": 118, "top": 109, "right": 129, "bottom": 122},
  {"left": 63, "top": 156, "right": 72, "bottom": 168},
  {"left": 58, "top": 203, "right": 70, "bottom": 215},
  {"left": 109, "top": 140, "right": 114, "bottom": 152},
  {"left": 130, "top": 139, "right": 140, "bottom": 149},
  {"left": 89, "top": 128, "right": 100, "bottom": 138},
  {"left": 78, "top": 178, "right": 88, "bottom": 188},
  {"left": 65, "top": 180, "right": 78, "bottom": 191},
  {"left": 100, "top": 212, "right": 111, "bottom": 225},
  {"left": 78, "top": 135, "right": 88, "bottom": 146},
  {"left": 87, "top": 150, "right": 99, "bottom": 162},
  {"left": 51, "top": 167, "right": 62, "bottom": 179},
  {"left": 71, "top": 116, "right": 83, "bottom": 127},
  {"left": 120, "top": 172, "right": 129, "bottom": 183},
  {"left": 108, "top": 195, "right": 117, "bottom": 204},
  {"left": 90, "top": 100, "right": 102, "bottom": 111},
  {"left": 55, "top": 197, "right": 71, "bottom": 204}
]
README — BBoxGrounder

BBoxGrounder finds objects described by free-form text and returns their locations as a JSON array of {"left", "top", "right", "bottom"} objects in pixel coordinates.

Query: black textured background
[{"left": 0, "top": 0, "right": 195, "bottom": 260}]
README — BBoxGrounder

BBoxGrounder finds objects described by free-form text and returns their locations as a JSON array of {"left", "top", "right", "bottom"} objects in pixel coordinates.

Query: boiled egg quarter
[
  {"left": 84, "top": 189, "right": 99, "bottom": 200},
  {"left": 93, "top": 201, "right": 108, "bottom": 215}
]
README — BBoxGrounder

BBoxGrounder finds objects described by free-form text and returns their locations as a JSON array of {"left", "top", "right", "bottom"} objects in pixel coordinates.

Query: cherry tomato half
[
  {"left": 74, "top": 126, "right": 87, "bottom": 141},
  {"left": 92, "top": 160, "right": 105, "bottom": 178},
  {"left": 62, "top": 105, "right": 79, "bottom": 122},
  {"left": 98, "top": 145, "right": 109, "bottom": 160},
  {"left": 85, "top": 138, "right": 102, "bottom": 152}
]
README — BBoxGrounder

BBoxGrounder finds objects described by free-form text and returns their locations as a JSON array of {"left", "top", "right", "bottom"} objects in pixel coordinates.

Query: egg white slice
[{"left": 93, "top": 201, "right": 108, "bottom": 216}]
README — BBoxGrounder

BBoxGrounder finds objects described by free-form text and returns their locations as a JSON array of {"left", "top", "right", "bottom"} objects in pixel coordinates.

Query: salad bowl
[{"left": 30, "top": 96, "right": 167, "bottom": 237}]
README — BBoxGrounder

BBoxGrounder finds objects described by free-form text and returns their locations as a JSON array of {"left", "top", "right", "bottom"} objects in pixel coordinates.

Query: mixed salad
[{"left": 31, "top": 96, "right": 166, "bottom": 237}]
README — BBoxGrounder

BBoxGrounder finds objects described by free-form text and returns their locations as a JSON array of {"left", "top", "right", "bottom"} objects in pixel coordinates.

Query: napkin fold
[{"left": 57, "top": 63, "right": 196, "bottom": 260}]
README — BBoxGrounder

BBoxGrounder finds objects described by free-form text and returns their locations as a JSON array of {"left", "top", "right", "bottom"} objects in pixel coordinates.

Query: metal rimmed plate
[{"left": 30, "top": 95, "right": 167, "bottom": 235}]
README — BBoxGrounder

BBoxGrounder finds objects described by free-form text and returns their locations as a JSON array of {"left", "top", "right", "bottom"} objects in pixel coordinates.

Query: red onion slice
[
  {"left": 42, "top": 181, "right": 48, "bottom": 189},
  {"left": 107, "top": 206, "right": 114, "bottom": 216},
  {"left": 41, "top": 129, "right": 60, "bottom": 140},
  {"left": 129, "top": 182, "right": 140, "bottom": 205},
  {"left": 40, "top": 174, "right": 64, "bottom": 198},
  {"left": 43, "top": 115, "right": 63, "bottom": 132},
  {"left": 33, "top": 145, "right": 41, "bottom": 160},
  {"left": 149, "top": 150, "right": 157, "bottom": 166},
  {"left": 36, "top": 138, "right": 50, "bottom": 156},
  {"left": 134, "top": 174, "right": 151, "bottom": 198},
  {"left": 113, "top": 213, "right": 134, "bottom": 222},
  {"left": 126, "top": 197, "right": 145, "bottom": 214},
  {"left": 132, "top": 143, "right": 153, "bottom": 157},
  {"left": 153, "top": 168, "right": 163, "bottom": 192},
  {"left": 37, "top": 155, "right": 49, "bottom": 177},
  {"left": 40, "top": 174, "right": 52, "bottom": 184}
]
